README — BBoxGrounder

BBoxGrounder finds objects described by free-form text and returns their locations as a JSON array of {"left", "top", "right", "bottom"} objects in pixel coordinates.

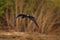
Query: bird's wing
[
  {"left": 14, "top": 15, "right": 21, "bottom": 23},
  {"left": 16, "top": 14, "right": 23, "bottom": 18},
  {"left": 31, "top": 17, "right": 39, "bottom": 28},
  {"left": 14, "top": 14, "right": 25, "bottom": 23},
  {"left": 14, "top": 14, "right": 39, "bottom": 28}
]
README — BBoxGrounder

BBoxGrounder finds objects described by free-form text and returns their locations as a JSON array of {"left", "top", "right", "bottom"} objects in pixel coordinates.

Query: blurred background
[{"left": 0, "top": 0, "right": 60, "bottom": 35}]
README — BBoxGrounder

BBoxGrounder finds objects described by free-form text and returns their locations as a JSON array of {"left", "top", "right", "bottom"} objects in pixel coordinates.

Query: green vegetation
[
  {"left": 0, "top": 0, "right": 60, "bottom": 35},
  {"left": 0, "top": 0, "right": 13, "bottom": 16}
]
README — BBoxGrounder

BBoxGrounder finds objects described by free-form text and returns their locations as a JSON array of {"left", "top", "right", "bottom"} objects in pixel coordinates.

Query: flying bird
[{"left": 14, "top": 14, "right": 39, "bottom": 28}]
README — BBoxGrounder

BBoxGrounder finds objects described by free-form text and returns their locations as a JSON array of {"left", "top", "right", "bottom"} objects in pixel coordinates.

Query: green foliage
[
  {"left": 48, "top": 0, "right": 60, "bottom": 7},
  {"left": 0, "top": 0, "right": 13, "bottom": 16},
  {"left": 0, "top": 0, "right": 60, "bottom": 16},
  {"left": 24, "top": 0, "right": 40, "bottom": 15},
  {"left": 0, "top": 0, "right": 5, "bottom": 16}
]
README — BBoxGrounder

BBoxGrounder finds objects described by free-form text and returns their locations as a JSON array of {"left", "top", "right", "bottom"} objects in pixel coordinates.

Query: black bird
[{"left": 14, "top": 14, "right": 39, "bottom": 28}]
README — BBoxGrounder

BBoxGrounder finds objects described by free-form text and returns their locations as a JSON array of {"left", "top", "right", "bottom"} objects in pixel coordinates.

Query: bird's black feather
[
  {"left": 16, "top": 14, "right": 28, "bottom": 18},
  {"left": 14, "top": 14, "right": 39, "bottom": 28},
  {"left": 31, "top": 18, "right": 39, "bottom": 28}
]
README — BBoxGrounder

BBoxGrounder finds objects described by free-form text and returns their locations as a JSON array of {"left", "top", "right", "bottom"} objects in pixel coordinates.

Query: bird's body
[
  {"left": 14, "top": 14, "right": 39, "bottom": 29},
  {"left": 16, "top": 14, "right": 34, "bottom": 19}
]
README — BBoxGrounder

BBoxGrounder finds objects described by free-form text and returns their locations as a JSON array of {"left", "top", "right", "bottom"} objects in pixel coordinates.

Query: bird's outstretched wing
[
  {"left": 14, "top": 14, "right": 39, "bottom": 28},
  {"left": 30, "top": 17, "right": 39, "bottom": 28},
  {"left": 16, "top": 14, "right": 27, "bottom": 18},
  {"left": 14, "top": 14, "right": 27, "bottom": 22}
]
